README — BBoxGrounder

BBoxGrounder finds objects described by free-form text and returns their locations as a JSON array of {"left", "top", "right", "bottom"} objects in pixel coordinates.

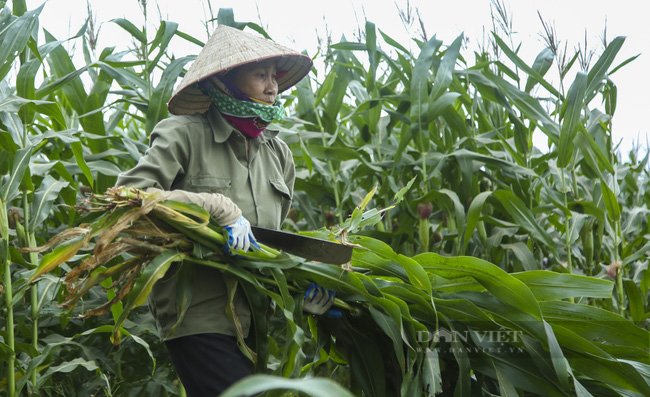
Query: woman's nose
[{"left": 265, "top": 79, "right": 278, "bottom": 96}]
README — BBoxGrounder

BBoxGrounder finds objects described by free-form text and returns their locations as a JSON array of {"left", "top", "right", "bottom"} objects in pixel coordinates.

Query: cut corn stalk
[{"left": 22, "top": 187, "right": 333, "bottom": 333}]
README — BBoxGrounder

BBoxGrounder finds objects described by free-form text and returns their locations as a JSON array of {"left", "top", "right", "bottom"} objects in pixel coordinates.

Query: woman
[{"left": 116, "top": 25, "right": 334, "bottom": 395}]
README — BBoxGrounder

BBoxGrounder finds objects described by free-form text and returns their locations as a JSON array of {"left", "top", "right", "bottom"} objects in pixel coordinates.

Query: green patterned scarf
[{"left": 205, "top": 87, "right": 284, "bottom": 122}]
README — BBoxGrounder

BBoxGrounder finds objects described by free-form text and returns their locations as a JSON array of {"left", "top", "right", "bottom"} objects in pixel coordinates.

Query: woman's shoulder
[
  {"left": 159, "top": 113, "right": 207, "bottom": 128},
  {"left": 152, "top": 113, "right": 209, "bottom": 138}
]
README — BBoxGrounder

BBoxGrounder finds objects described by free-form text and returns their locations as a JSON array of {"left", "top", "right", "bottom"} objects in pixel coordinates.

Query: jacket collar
[{"left": 206, "top": 106, "right": 279, "bottom": 144}]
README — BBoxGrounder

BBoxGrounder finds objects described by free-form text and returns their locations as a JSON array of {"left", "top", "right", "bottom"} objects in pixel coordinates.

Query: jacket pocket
[
  {"left": 269, "top": 178, "right": 292, "bottom": 200},
  {"left": 189, "top": 175, "right": 231, "bottom": 194}
]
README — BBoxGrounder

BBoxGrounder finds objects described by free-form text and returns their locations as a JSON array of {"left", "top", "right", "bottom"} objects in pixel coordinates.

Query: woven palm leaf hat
[{"left": 168, "top": 25, "right": 313, "bottom": 115}]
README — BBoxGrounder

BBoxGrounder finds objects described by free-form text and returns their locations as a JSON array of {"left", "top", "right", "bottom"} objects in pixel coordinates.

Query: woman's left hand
[{"left": 303, "top": 283, "right": 338, "bottom": 316}]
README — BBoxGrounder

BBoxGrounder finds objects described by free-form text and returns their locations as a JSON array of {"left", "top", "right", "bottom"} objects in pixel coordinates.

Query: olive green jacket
[{"left": 116, "top": 106, "right": 295, "bottom": 340}]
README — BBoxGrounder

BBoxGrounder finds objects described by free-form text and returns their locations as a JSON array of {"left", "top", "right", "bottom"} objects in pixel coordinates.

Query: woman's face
[{"left": 232, "top": 60, "right": 279, "bottom": 104}]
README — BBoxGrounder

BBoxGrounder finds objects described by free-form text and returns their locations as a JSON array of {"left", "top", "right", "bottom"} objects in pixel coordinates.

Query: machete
[{"left": 251, "top": 226, "right": 353, "bottom": 264}]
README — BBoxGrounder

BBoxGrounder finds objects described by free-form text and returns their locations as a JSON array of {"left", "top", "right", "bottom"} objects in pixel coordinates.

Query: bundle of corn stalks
[{"left": 23, "top": 186, "right": 352, "bottom": 344}]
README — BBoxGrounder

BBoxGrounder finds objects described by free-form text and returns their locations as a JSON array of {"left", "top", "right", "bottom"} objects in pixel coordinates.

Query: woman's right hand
[{"left": 224, "top": 215, "right": 260, "bottom": 254}]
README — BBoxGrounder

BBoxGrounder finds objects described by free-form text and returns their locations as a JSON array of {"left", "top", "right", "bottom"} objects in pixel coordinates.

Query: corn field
[{"left": 1, "top": 0, "right": 650, "bottom": 396}]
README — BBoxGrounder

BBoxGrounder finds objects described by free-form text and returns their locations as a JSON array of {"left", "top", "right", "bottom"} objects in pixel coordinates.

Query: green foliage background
[{"left": 1, "top": 0, "right": 650, "bottom": 396}]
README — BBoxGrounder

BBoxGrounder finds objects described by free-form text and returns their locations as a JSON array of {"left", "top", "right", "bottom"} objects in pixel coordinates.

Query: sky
[{"left": 24, "top": 0, "right": 649, "bottom": 158}]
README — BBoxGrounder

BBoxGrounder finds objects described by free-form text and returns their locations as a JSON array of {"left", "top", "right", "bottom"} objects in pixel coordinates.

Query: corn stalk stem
[
  {"left": 22, "top": 194, "right": 40, "bottom": 388},
  {"left": 0, "top": 200, "right": 16, "bottom": 397},
  {"left": 615, "top": 222, "right": 624, "bottom": 315},
  {"left": 560, "top": 169, "right": 573, "bottom": 274}
]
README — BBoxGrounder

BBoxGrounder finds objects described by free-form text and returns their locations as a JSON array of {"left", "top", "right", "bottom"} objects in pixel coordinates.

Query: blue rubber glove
[
  {"left": 303, "top": 282, "right": 339, "bottom": 317},
  {"left": 223, "top": 215, "right": 260, "bottom": 254}
]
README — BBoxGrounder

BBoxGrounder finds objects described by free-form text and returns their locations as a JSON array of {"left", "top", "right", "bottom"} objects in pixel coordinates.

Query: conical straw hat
[{"left": 168, "top": 25, "right": 313, "bottom": 115}]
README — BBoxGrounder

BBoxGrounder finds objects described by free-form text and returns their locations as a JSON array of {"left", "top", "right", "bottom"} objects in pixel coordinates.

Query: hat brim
[{"left": 168, "top": 25, "right": 313, "bottom": 115}]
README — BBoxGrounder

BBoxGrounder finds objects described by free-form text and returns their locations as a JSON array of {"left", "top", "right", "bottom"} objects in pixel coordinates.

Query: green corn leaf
[
  {"left": 43, "top": 30, "right": 88, "bottom": 115},
  {"left": 574, "top": 125, "right": 615, "bottom": 176},
  {"left": 426, "top": 92, "right": 460, "bottom": 122},
  {"left": 566, "top": 212, "right": 587, "bottom": 247},
  {"left": 0, "top": 5, "right": 42, "bottom": 81},
  {"left": 95, "top": 61, "right": 149, "bottom": 92},
  {"left": 148, "top": 21, "right": 178, "bottom": 69},
  {"left": 421, "top": 347, "right": 442, "bottom": 395},
  {"left": 0, "top": 340, "right": 14, "bottom": 361},
  {"left": 352, "top": 249, "right": 408, "bottom": 281},
  {"left": 492, "top": 34, "right": 559, "bottom": 98},
  {"left": 493, "top": 190, "right": 556, "bottom": 255},
  {"left": 16, "top": 57, "right": 40, "bottom": 123},
  {"left": 445, "top": 319, "right": 472, "bottom": 396},
  {"left": 368, "top": 301, "right": 405, "bottom": 370},
  {"left": 110, "top": 18, "right": 146, "bottom": 43},
  {"left": 543, "top": 321, "right": 572, "bottom": 390},
  {"left": 27, "top": 234, "right": 88, "bottom": 283},
  {"left": 329, "top": 42, "right": 366, "bottom": 51},
  {"left": 501, "top": 242, "right": 537, "bottom": 271},
  {"left": 540, "top": 301, "right": 649, "bottom": 348},
  {"left": 0, "top": 145, "right": 31, "bottom": 202},
  {"left": 586, "top": 36, "right": 625, "bottom": 102},
  {"left": 239, "top": 281, "right": 270, "bottom": 373},
  {"left": 557, "top": 72, "right": 588, "bottom": 168},
  {"left": 623, "top": 241, "right": 650, "bottom": 266},
  {"left": 146, "top": 56, "right": 193, "bottom": 133},
  {"left": 295, "top": 73, "right": 318, "bottom": 125},
  {"left": 411, "top": 35, "right": 442, "bottom": 152},
  {"left": 416, "top": 253, "right": 542, "bottom": 319},
  {"left": 599, "top": 177, "right": 620, "bottom": 222},
  {"left": 433, "top": 297, "right": 495, "bottom": 326},
  {"left": 623, "top": 279, "right": 645, "bottom": 324},
  {"left": 365, "top": 21, "right": 377, "bottom": 93},
  {"left": 351, "top": 235, "right": 432, "bottom": 293},
  {"left": 525, "top": 47, "right": 554, "bottom": 93},
  {"left": 170, "top": 263, "right": 194, "bottom": 335},
  {"left": 35, "top": 358, "right": 99, "bottom": 389},
  {"left": 486, "top": 72, "right": 560, "bottom": 141},
  {"left": 462, "top": 191, "right": 492, "bottom": 253},
  {"left": 0, "top": 88, "right": 49, "bottom": 114},
  {"left": 559, "top": 341, "right": 650, "bottom": 396},
  {"left": 513, "top": 271, "right": 613, "bottom": 301},
  {"left": 0, "top": 111, "right": 24, "bottom": 149},
  {"left": 322, "top": 52, "right": 352, "bottom": 131},
  {"left": 378, "top": 28, "right": 409, "bottom": 54},
  {"left": 70, "top": 141, "right": 93, "bottom": 189},
  {"left": 493, "top": 358, "right": 521, "bottom": 396},
  {"left": 452, "top": 149, "right": 537, "bottom": 177},
  {"left": 429, "top": 33, "right": 462, "bottom": 101},
  {"left": 33, "top": 64, "right": 90, "bottom": 99},
  {"left": 174, "top": 29, "right": 204, "bottom": 47},
  {"left": 29, "top": 175, "right": 69, "bottom": 230}
]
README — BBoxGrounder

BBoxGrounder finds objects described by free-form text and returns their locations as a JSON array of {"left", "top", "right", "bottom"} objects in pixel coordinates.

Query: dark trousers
[{"left": 165, "top": 333, "right": 252, "bottom": 396}]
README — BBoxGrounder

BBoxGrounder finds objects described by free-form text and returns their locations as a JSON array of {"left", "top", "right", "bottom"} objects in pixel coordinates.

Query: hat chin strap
[
  {"left": 206, "top": 75, "right": 250, "bottom": 101},
  {"left": 249, "top": 97, "right": 274, "bottom": 106}
]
